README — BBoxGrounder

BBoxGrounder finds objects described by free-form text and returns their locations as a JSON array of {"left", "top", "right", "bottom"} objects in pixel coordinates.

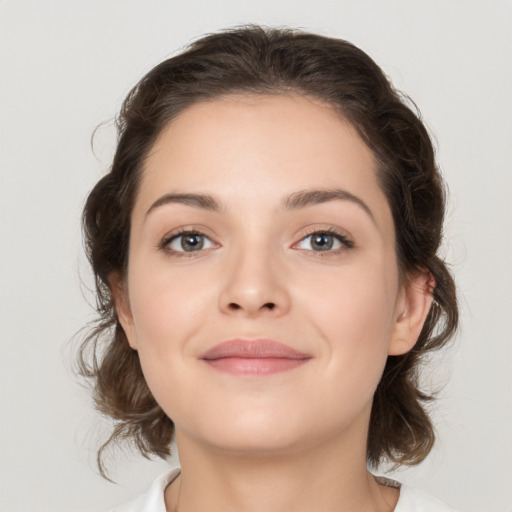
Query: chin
[
  {"left": 176, "top": 407, "right": 313, "bottom": 455},
  {"left": 205, "top": 429, "right": 307, "bottom": 455}
]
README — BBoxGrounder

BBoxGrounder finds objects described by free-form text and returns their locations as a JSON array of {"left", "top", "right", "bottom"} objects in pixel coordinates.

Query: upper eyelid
[
  {"left": 294, "top": 231, "right": 353, "bottom": 249},
  {"left": 164, "top": 229, "right": 210, "bottom": 241},
  {"left": 295, "top": 225, "right": 353, "bottom": 244},
  {"left": 161, "top": 225, "right": 217, "bottom": 242},
  {"left": 169, "top": 231, "right": 213, "bottom": 242},
  {"left": 159, "top": 228, "right": 218, "bottom": 253},
  {"left": 158, "top": 225, "right": 354, "bottom": 249}
]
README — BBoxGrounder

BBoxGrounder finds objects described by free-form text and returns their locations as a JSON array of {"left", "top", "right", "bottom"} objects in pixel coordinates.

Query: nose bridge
[{"left": 219, "top": 232, "right": 289, "bottom": 316}]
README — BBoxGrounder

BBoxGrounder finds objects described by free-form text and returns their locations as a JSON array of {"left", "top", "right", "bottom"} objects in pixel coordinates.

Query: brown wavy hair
[{"left": 78, "top": 25, "right": 458, "bottom": 478}]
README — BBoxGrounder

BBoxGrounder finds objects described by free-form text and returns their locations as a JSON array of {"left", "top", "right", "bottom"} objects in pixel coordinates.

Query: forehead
[{"left": 136, "top": 93, "right": 392, "bottom": 232}]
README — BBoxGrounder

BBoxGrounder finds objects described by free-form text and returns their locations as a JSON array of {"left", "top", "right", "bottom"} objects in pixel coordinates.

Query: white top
[{"left": 111, "top": 468, "right": 459, "bottom": 512}]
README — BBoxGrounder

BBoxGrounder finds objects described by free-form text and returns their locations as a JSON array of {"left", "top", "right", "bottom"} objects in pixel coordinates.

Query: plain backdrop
[{"left": 1, "top": 1, "right": 511, "bottom": 511}]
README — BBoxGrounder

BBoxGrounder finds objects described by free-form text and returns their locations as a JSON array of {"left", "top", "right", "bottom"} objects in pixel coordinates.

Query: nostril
[{"left": 227, "top": 302, "right": 276, "bottom": 311}]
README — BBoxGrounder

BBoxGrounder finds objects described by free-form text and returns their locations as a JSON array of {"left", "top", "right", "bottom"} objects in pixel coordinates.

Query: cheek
[
  {"left": 126, "top": 262, "right": 216, "bottom": 388},
  {"left": 300, "top": 256, "right": 399, "bottom": 388},
  {"left": 129, "top": 258, "right": 211, "bottom": 338}
]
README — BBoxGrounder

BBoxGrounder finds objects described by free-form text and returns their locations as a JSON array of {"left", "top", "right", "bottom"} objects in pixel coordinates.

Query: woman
[{"left": 79, "top": 25, "right": 459, "bottom": 512}]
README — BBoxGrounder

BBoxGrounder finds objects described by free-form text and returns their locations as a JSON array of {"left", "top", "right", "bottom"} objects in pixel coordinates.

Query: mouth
[{"left": 199, "top": 338, "right": 312, "bottom": 376}]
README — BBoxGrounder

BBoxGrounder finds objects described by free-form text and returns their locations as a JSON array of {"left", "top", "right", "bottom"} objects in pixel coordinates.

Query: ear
[
  {"left": 388, "top": 270, "right": 435, "bottom": 356},
  {"left": 109, "top": 272, "right": 138, "bottom": 350}
]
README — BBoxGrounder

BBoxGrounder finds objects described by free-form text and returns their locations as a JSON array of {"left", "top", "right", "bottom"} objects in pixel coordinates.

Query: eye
[
  {"left": 163, "top": 231, "right": 216, "bottom": 253},
  {"left": 295, "top": 230, "right": 352, "bottom": 252}
]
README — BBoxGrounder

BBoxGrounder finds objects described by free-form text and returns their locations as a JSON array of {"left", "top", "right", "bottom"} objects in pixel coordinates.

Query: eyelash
[
  {"left": 159, "top": 227, "right": 354, "bottom": 257},
  {"left": 295, "top": 227, "right": 354, "bottom": 256},
  {"left": 159, "top": 229, "right": 217, "bottom": 258}
]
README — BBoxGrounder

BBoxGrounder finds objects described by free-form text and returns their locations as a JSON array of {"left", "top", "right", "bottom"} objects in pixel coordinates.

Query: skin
[{"left": 113, "top": 94, "right": 433, "bottom": 512}]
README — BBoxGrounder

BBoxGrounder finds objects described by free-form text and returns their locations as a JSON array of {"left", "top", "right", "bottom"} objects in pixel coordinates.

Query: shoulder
[
  {"left": 375, "top": 476, "right": 459, "bottom": 512},
  {"left": 109, "top": 467, "right": 180, "bottom": 512},
  {"left": 395, "top": 482, "right": 459, "bottom": 511},
  {"left": 111, "top": 469, "right": 460, "bottom": 512}
]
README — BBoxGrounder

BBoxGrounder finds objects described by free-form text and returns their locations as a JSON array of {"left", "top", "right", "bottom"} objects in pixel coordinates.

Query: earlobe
[
  {"left": 388, "top": 271, "right": 435, "bottom": 356},
  {"left": 109, "top": 272, "right": 138, "bottom": 350}
]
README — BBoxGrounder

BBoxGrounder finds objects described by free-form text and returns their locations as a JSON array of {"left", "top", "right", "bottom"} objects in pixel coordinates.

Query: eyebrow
[
  {"left": 145, "top": 193, "right": 223, "bottom": 217},
  {"left": 284, "top": 188, "right": 375, "bottom": 223},
  {"left": 145, "top": 188, "right": 375, "bottom": 223}
]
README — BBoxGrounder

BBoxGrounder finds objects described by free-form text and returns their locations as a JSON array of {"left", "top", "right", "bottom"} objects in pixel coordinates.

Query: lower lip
[{"left": 203, "top": 357, "right": 309, "bottom": 376}]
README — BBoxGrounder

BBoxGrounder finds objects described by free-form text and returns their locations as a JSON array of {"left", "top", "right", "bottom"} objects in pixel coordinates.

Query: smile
[{"left": 199, "top": 339, "right": 312, "bottom": 376}]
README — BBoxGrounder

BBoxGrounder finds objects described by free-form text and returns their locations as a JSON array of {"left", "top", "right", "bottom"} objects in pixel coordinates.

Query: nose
[{"left": 218, "top": 242, "right": 291, "bottom": 318}]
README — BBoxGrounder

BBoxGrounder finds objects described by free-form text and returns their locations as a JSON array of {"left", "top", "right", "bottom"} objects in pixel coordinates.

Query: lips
[{"left": 199, "top": 339, "right": 311, "bottom": 376}]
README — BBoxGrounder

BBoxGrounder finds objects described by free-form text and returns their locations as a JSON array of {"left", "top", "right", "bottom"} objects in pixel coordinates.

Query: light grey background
[{"left": 1, "top": 1, "right": 511, "bottom": 511}]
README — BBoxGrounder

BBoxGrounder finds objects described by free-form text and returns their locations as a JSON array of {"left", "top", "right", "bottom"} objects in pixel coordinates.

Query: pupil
[
  {"left": 182, "top": 234, "right": 203, "bottom": 251},
  {"left": 312, "top": 233, "right": 333, "bottom": 251}
]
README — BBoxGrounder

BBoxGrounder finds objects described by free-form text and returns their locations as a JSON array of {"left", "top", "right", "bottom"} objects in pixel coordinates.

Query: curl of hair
[{"left": 78, "top": 25, "right": 458, "bottom": 478}]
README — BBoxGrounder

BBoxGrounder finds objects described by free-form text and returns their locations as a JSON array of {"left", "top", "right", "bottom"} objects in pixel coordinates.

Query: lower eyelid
[
  {"left": 294, "top": 230, "right": 353, "bottom": 250},
  {"left": 159, "top": 228, "right": 352, "bottom": 254},
  {"left": 167, "top": 233, "right": 215, "bottom": 251}
]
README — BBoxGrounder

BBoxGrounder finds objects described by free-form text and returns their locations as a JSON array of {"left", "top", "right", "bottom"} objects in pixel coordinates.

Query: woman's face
[{"left": 116, "top": 94, "right": 428, "bottom": 455}]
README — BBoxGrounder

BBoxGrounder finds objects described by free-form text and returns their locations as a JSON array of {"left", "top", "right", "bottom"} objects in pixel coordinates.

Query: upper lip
[{"left": 199, "top": 339, "right": 311, "bottom": 360}]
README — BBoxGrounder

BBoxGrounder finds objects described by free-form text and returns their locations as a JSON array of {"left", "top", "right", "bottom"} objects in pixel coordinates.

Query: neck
[{"left": 165, "top": 430, "right": 398, "bottom": 512}]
